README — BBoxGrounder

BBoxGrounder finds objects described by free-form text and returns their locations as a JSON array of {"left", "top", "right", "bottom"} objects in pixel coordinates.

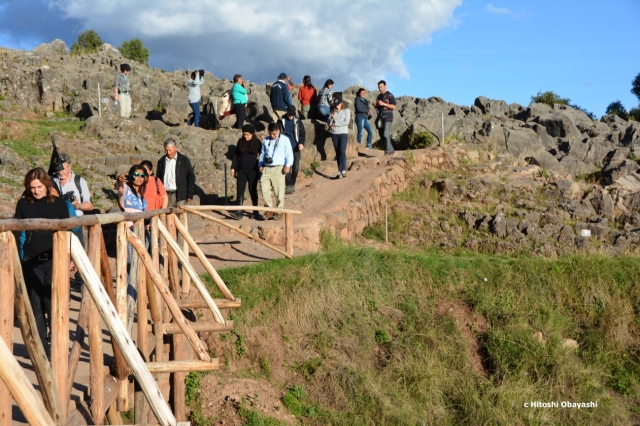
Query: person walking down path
[
  {"left": 156, "top": 139, "right": 196, "bottom": 207},
  {"left": 114, "top": 63, "right": 132, "bottom": 118},
  {"left": 187, "top": 70, "right": 204, "bottom": 127},
  {"left": 269, "top": 72, "right": 293, "bottom": 122},
  {"left": 279, "top": 104, "right": 306, "bottom": 194},
  {"left": 14, "top": 167, "right": 73, "bottom": 358},
  {"left": 258, "top": 122, "right": 293, "bottom": 220},
  {"left": 230, "top": 124, "right": 264, "bottom": 221},
  {"left": 373, "top": 80, "right": 397, "bottom": 155},
  {"left": 231, "top": 74, "right": 249, "bottom": 130},
  {"left": 355, "top": 88, "right": 374, "bottom": 149},
  {"left": 317, "top": 79, "right": 334, "bottom": 122},
  {"left": 329, "top": 95, "right": 351, "bottom": 179},
  {"left": 297, "top": 75, "right": 317, "bottom": 119}
]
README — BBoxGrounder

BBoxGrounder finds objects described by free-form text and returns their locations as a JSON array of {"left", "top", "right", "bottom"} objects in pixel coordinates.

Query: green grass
[
  {"left": 207, "top": 241, "right": 640, "bottom": 425},
  {"left": 0, "top": 118, "right": 84, "bottom": 160}
]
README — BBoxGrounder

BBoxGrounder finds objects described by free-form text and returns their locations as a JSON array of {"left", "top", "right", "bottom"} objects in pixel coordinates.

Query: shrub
[
  {"left": 629, "top": 107, "right": 640, "bottom": 122},
  {"left": 398, "top": 130, "right": 434, "bottom": 150},
  {"left": 606, "top": 100, "right": 629, "bottom": 120},
  {"left": 530, "top": 90, "right": 570, "bottom": 107},
  {"left": 119, "top": 38, "right": 150, "bottom": 65},
  {"left": 70, "top": 30, "right": 103, "bottom": 55}
]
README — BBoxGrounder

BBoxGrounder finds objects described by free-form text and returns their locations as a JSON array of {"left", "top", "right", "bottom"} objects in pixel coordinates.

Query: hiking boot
[
  {"left": 341, "top": 170, "right": 347, "bottom": 178},
  {"left": 285, "top": 185, "right": 295, "bottom": 194},
  {"left": 336, "top": 173, "right": 343, "bottom": 179},
  {"left": 253, "top": 212, "right": 265, "bottom": 221},
  {"left": 230, "top": 196, "right": 244, "bottom": 220}
]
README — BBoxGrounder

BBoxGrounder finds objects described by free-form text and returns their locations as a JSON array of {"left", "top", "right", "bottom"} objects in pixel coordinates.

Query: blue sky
[
  {"left": 388, "top": 0, "right": 640, "bottom": 116},
  {"left": 0, "top": 0, "right": 638, "bottom": 117}
]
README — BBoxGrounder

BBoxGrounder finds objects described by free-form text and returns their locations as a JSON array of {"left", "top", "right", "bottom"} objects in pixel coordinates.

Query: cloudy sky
[{"left": 0, "top": 0, "right": 639, "bottom": 116}]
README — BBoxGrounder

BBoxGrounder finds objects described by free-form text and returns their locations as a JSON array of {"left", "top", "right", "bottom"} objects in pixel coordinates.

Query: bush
[
  {"left": 398, "top": 130, "right": 434, "bottom": 150},
  {"left": 70, "top": 30, "right": 103, "bottom": 55},
  {"left": 606, "top": 100, "right": 629, "bottom": 120},
  {"left": 530, "top": 90, "right": 570, "bottom": 107},
  {"left": 631, "top": 72, "right": 640, "bottom": 103},
  {"left": 629, "top": 107, "right": 640, "bottom": 122},
  {"left": 119, "top": 38, "right": 150, "bottom": 64}
]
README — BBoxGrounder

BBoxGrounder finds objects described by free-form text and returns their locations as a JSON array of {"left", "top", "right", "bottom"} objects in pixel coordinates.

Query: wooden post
[
  {"left": 69, "top": 234, "right": 177, "bottom": 426},
  {"left": 126, "top": 229, "right": 210, "bottom": 362},
  {"left": 136, "top": 220, "right": 149, "bottom": 360},
  {"left": 0, "top": 336, "right": 56, "bottom": 426},
  {"left": 158, "top": 221, "right": 226, "bottom": 325},
  {"left": 115, "top": 222, "right": 129, "bottom": 411},
  {"left": 174, "top": 218, "right": 235, "bottom": 300},
  {"left": 182, "top": 206, "right": 293, "bottom": 259},
  {"left": 0, "top": 232, "right": 14, "bottom": 426},
  {"left": 99, "top": 234, "right": 129, "bottom": 380},
  {"left": 149, "top": 216, "right": 165, "bottom": 363},
  {"left": 166, "top": 214, "right": 180, "bottom": 294},
  {"left": 179, "top": 212, "right": 191, "bottom": 298},
  {"left": 285, "top": 213, "right": 294, "bottom": 256},
  {"left": 10, "top": 233, "right": 65, "bottom": 425},
  {"left": 127, "top": 221, "right": 141, "bottom": 335},
  {"left": 88, "top": 225, "right": 104, "bottom": 423},
  {"left": 51, "top": 231, "right": 70, "bottom": 414},
  {"left": 66, "top": 284, "right": 90, "bottom": 412}
]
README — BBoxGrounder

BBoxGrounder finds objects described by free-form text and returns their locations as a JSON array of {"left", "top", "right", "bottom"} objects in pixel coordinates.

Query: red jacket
[{"left": 297, "top": 85, "right": 317, "bottom": 106}]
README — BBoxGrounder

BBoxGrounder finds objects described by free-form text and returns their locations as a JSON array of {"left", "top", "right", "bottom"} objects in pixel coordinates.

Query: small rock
[
  {"left": 533, "top": 332, "right": 546, "bottom": 345},
  {"left": 561, "top": 338, "right": 579, "bottom": 349}
]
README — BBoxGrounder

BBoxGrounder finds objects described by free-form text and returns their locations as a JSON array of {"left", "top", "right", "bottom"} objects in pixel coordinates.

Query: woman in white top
[
  {"left": 187, "top": 70, "right": 204, "bottom": 127},
  {"left": 329, "top": 95, "right": 351, "bottom": 179}
]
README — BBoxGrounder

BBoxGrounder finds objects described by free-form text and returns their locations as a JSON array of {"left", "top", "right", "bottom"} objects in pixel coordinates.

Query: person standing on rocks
[
  {"left": 269, "top": 72, "right": 293, "bottom": 122},
  {"left": 355, "top": 88, "right": 374, "bottom": 149},
  {"left": 140, "top": 160, "right": 168, "bottom": 210},
  {"left": 297, "top": 75, "right": 317, "bottom": 119},
  {"left": 279, "top": 104, "right": 306, "bottom": 194},
  {"left": 317, "top": 79, "right": 334, "bottom": 122},
  {"left": 258, "top": 122, "right": 293, "bottom": 220},
  {"left": 187, "top": 70, "right": 204, "bottom": 127},
  {"left": 329, "top": 95, "right": 350, "bottom": 179},
  {"left": 155, "top": 139, "right": 196, "bottom": 207},
  {"left": 114, "top": 63, "right": 132, "bottom": 118},
  {"left": 373, "top": 80, "right": 396, "bottom": 155},
  {"left": 231, "top": 74, "right": 249, "bottom": 130},
  {"left": 230, "top": 124, "right": 264, "bottom": 221}
]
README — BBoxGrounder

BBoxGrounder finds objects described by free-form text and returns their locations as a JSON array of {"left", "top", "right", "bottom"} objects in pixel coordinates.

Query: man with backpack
[
  {"left": 141, "top": 160, "right": 169, "bottom": 210},
  {"left": 52, "top": 152, "right": 93, "bottom": 217},
  {"left": 269, "top": 72, "right": 293, "bottom": 122}
]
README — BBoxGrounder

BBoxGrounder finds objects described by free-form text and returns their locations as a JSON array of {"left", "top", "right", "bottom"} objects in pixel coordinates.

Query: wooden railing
[{"left": 0, "top": 204, "right": 301, "bottom": 425}]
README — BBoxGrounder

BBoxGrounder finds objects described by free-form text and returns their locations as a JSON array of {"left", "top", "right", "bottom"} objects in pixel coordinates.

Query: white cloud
[
  {"left": 484, "top": 4, "right": 512, "bottom": 16},
  {"left": 53, "top": 0, "right": 462, "bottom": 89}
]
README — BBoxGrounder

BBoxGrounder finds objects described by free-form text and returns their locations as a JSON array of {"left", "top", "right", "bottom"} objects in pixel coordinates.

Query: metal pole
[
  {"left": 441, "top": 112, "right": 444, "bottom": 145},
  {"left": 224, "top": 163, "right": 228, "bottom": 205},
  {"left": 98, "top": 83, "right": 101, "bottom": 118},
  {"left": 385, "top": 201, "right": 388, "bottom": 243}
]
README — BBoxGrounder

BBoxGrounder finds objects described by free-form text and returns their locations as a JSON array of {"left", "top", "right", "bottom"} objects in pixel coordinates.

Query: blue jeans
[
  {"left": 331, "top": 133, "right": 348, "bottom": 173},
  {"left": 318, "top": 105, "right": 330, "bottom": 122},
  {"left": 188, "top": 101, "right": 200, "bottom": 127},
  {"left": 356, "top": 115, "right": 373, "bottom": 148}
]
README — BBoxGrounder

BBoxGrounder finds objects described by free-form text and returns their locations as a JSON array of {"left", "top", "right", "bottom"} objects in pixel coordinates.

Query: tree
[
  {"left": 70, "top": 30, "right": 103, "bottom": 55},
  {"left": 119, "top": 38, "right": 150, "bottom": 65},
  {"left": 530, "top": 91, "right": 570, "bottom": 107},
  {"left": 631, "top": 73, "right": 640, "bottom": 103},
  {"left": 629, "top": 107, "right": 640, "bottom": 122},
  {"left": 605, "top": 100, "right": 629, "bottom": 120}
]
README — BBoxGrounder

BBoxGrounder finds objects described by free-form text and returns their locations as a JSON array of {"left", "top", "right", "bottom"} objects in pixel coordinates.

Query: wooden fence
[{"left": 0, "top": 205, "right": 299, "bottom": 425}]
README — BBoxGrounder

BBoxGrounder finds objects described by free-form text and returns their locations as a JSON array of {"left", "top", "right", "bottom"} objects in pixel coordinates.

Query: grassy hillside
[{"left": 198, "top": 238, "right": 640, "bottom": 425}]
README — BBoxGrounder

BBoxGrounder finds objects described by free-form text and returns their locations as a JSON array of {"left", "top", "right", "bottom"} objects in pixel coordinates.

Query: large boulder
[
  {"left": 537, "top": 112, "right": 581, "bottom": 138},
  {"left": 503, "top": 127, "right": 545, "bottom": 158},
  {"left": 474, "top": 96, "right": 509, "bottom": 116},
  {"left": 33, "top": 39, "right": 69, "bottom": 61},
  {"left": 525, "top": 150, "right": 566, "bottom": 174}
]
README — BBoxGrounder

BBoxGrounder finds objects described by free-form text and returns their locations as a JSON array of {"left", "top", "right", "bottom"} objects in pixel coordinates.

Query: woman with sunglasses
[{"left": 116, "top": 165, "right": 148, "bottom": 226}]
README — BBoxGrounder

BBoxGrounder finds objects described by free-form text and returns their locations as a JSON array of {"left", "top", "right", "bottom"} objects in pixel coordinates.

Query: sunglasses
[{"left": 133, "top": 172, "right": 147, "bottom": 178}]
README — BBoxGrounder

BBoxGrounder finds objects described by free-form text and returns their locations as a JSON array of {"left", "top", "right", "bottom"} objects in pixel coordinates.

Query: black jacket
[{"left": 156, "top": 152, "right": 196, "bottom": 202}]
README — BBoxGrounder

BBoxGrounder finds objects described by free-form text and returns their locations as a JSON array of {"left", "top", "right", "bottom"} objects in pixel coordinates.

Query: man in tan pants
[
  {"left": 114, "top": 63, "right": 132, "bottom": 118},
  {"left": 258, "top": 122, "right": 293, "bottom": 220}
]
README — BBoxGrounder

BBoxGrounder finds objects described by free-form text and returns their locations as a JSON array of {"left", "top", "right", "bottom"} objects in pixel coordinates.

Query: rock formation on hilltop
[{"left": 2, "top": 40, "right": 640, "bottom": 255}]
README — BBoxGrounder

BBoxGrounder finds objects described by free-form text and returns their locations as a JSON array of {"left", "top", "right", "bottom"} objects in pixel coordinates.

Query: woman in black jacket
[
  {"left": 230, "top": 124, "right": 263, "bottom": 220},
  {"left": 14, "top": 167, "right": 72, "bottom": 358}
]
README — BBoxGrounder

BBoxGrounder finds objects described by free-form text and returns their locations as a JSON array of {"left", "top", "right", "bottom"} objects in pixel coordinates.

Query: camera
[
  {"left": 265, "top": 156, "right": 273, "bottom": 165},
  {"left": 63, "top": 191, "right": 76, "bottom": 202},
  {"left": 125, "top": 175, "right": 135, "bottom": 182}
]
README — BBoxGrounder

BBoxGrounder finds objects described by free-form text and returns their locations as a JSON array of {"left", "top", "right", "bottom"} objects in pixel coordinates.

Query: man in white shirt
[{"left": 155, "top": 139, "right": 196, "bottom": 207}]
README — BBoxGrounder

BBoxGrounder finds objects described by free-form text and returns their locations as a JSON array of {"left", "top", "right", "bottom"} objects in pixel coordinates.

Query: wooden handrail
[{"left": 185, "top": 205, "right": 302, "bottom": 214}]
